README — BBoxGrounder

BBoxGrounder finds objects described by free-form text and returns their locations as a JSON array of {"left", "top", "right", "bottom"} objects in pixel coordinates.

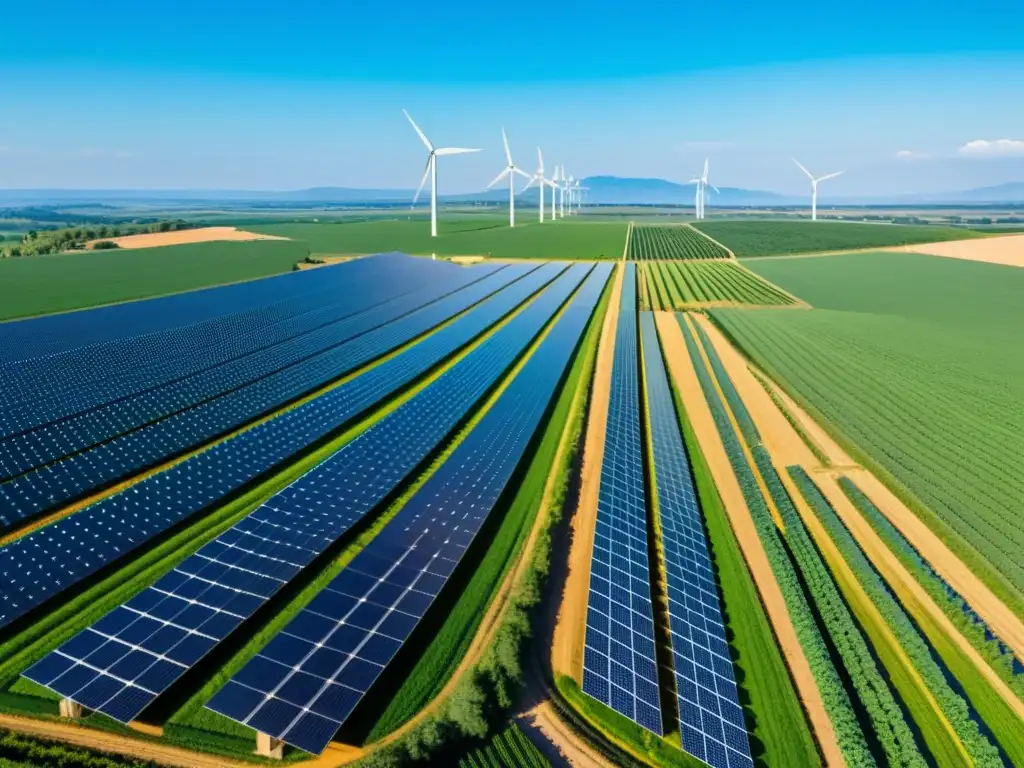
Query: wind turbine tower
[
  {"left": 522, "top": 149, "right": 551, "bottom": 222},
  {"left": 486, "top": 128, "right": 531, "bottom": 227},
  {"left": 793, "top": 158, "right": 844, "bottom": 221},
  {"left": 404, "top": 109, "right": 481, "bottom": 237}
]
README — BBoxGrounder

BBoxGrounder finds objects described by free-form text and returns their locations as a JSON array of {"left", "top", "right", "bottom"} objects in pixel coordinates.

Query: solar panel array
[
  {"left": 0, "top": 263, "right": 531, "bottom": 532},
  {"left": 203, "top": 263, "right": 612, "bottom": 754},
  {"left": 580, "top": 264, "right": 663, "bottom": 735},
  {"left": 22, "top": 264, "right": 593, "bottom": 723},
  {"left": 0, "top": 254, "right": 443, "bottom": 432},
  {"left": 639, "top": 313, "right": 753, "bottom": 768},
  {"left": 0, "top": 263, "right": 562, "bottom": 628},
  {"left": 0, "top": 260, "right": 485, "bottom": 479}
]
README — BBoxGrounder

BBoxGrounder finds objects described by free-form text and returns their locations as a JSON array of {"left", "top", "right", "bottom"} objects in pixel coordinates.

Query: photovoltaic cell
[
  {"left": 202, "top": 263, "right": 612, "bottom": 755},
  {"left": 0, "top": 262, "right": 560, "bottom": 628},
  {"left": 640, "top": 312, "right": 753, "bottom": 768},
  {"left": 580, "top": 264, "right": 663, "bottom": 735},
  {"left": 21, "top": 264, "right": 594, "bottom": 725}
]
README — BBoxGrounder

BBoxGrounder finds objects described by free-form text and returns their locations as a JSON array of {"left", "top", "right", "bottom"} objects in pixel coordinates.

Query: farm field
[
  {"left": 640, "top": 260, "right": 798, "bottom": 309},
  {"left": 249, "top": 217, "right": 628, "bottom": 260},
  {"left": 715, "top": 251, "right": 1024, "bottom": 615},
  {"left": 0, "top": 239, "right": 310, "bottom": 320},
  {"left": 628, "top": 224, "right": 730, "bottom": 260},
  {"left": 693, "top": 219, "right": 984, "bottom": 257}
]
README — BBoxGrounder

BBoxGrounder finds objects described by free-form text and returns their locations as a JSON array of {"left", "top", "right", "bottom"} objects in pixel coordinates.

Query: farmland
[
  {"left": 0, "top": 239, "right": 309, "bottom": 320},
  {"left": 628, "top": 224, "right": 730, "bottom": 260},
  {"left": 250, "top": 217, "right": 628, "bottom": 260},
  {"left": 640, "top": 260, "right": 798, "bottom": 309},
  {"left": 715, "top": 252, "right": 1024, "bottom": 614},
  {"left": 692, "top": 220, "right": 984, "bottom": 257}
]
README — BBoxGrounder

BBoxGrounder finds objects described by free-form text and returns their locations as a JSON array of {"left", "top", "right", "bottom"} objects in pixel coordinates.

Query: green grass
[
  {"left": 713, "top": 252, "right": 1024, "bottom": 616},
  {"left": 248, "top": 218, "right": 627, "bottom": 260},
  {"left": 457, "top": 723, "right": 550, "bottom": 768},
  {"left": 670, "top": 385, "right": 820, "bottom": 767},
  {"left": 628, "top": 225, "right": 729, "bottom": 260},
  {"left": 656, "top": 262, "right": 798, "bottom": 306},
  {"left": 366, "top": 267, "right": 611, "bottom": 739},
  {"left": 692, "top": 220, "right": 982, "bottom": 257},
  {"left": 0, "top": 240, "right": 309, "bottom": 320}
]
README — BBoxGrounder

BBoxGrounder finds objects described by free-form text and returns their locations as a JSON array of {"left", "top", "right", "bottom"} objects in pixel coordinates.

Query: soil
[
  {"left": 653, "top": 312, "right": 845, "bottom": 767},
  {"left": 89, "top": 227, "right": 288, "bottom": 250},
  {"left": 551, "top": 265, "right": 624, "bottom": 682},
  {"left": 899, "top": 233, "right": 1024, "bottom": 267}
]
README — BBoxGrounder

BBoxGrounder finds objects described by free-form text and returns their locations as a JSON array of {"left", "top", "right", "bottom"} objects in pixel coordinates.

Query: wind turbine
[
  {"left": 557, "top": 166, "right": 567, "bottom": 218},
  {"left": 404, "top": 109, "right": 481, "bottom": 237},
  {"left": 793, "top": 159, "right": 844, "bottom": 221},
  {"left": 486, "top": 128, "right": 531, "bottom": 228},
  {"left": 565, "top": 173, "right": 575, "bottom": 215},
  {"left": 522, "top": 148, "right": 550, "bottom": 222},
  {"left": 544, "top": 170, "right": 559, "bottom": 221},
  {"left": 573, "top": 180, "right": 588, "bottom": 212},
  {"left": 689, "top": 159, "right": 718, "bottom": 220}
]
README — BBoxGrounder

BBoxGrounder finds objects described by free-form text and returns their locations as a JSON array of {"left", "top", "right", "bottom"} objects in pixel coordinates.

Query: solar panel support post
[
  {"left": 59, "top": 698, "right": 85, "bottom": 719},
  {"left": 256, "top": 732, "right": 285, "bottom": 760}
]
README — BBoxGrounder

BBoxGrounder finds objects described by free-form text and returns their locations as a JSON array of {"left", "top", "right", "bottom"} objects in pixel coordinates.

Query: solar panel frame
[
  {"left": 580, "top": 264, "right": 664, "bottom": 736},
  {"left": 201, "top": 263, "right": 612, "bottom": 754},
  {"left": 21, "top": 264, "right": 595, "bottom": 725},
  {"left": 639, "top": 312, "right": 753, "bottom": 768}
]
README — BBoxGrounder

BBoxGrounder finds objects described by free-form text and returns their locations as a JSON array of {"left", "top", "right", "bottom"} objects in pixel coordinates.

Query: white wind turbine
[
  {"left": 404, "top": 109, "right": 481, "bottom": 237},
  {"left": 556, "top": 166, "right": 567, "bottom": 218},
  {"left": 544, "top": 171, "right": 559, "bottom": 221},
  {"left": 522, "top": 148, "right": 551, "bottom": 222},
  {"left": 689, "top": 159, "right": 718, "bottom": 220},
  {"left": 486, "top": 128, "right": 532, "bottom": 228},
  {"left": 565, "top": 173, "right": 575, "bottom": 215},
  {"left": 793, "top": 158, "right": 844, "bottom": 221},
  {"left": 572, "top": 179, "right": 587, "bottom": 212}
]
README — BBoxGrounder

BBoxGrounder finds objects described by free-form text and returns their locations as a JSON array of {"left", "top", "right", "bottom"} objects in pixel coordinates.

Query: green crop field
[
  {"left": 692, "top": 220, "right": 984, "bottom": 257},
  {"left": 0, "top": 240, "right": 309, "bottom": 321},
  {"left": 713, "top": 252, "right": 1024, "bottom": 615},
  {"left": 249, "top": 217, "right": 627, "bottom": 260},
  {"left": 628, "top": 224, "right": 730, "bottom": 260},
  {"left": 640, "top": 261, "right": 798, "bottom": 309}
]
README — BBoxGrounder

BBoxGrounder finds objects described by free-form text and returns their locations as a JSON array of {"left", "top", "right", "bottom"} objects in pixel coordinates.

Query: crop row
[
  {"left": 458, "top": 724, "right": 550, "bottom": 768},
  {"left": 640, "top": 262, "right": 795, "bottom": 309},
  {"left": 628, "top": 225, "right": 730, "bottom": 260},
  {"left": 790, "top": 468, "right": 1004, "bottom": 766},
  {"left": 710, "top": 308, "right": 1024, "bottom": 603},
  {"left": 678, "top": 316, "right": 873, "bottom": 766},
  {"left": 838, "top": 477, "right": 1024, "bottom": 700}
]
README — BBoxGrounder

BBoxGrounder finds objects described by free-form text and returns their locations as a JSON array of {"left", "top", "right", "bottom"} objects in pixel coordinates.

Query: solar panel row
[
  {"left": 0, "top": 261, "right": 498, "bottom": 481},
  {"left": 0, "top": 255, "right": 399, "bottom": 366},
  {"left": 0, "top": 262, "right": 566, "bottom": 628},
  {"left": 639, "top": 313, "right": 753, "bottom": 768},
  {"left": 22, "top": 263, "right": 594, "bottom": 726},
  {"left": 0, "top": 255, "right": 453, "bottom": 440},
  {"left": 0, "top": 264, "right": 531, "bottom": 531},
  {"left": 580, "top": 264, "right": 664, "bottom": 735},
  {"left": 203, "top": 262, "right": 612, "bottom": 754}
]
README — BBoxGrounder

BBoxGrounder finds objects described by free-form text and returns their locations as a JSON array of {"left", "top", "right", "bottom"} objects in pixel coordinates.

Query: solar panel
[
  {"left": 202, "top": 263, "right": 612, "bottom": 754},
  {"left": 0, "top": 254, "right": 440, "bottom": 431},
  {"left": 640, "top": 312, "right": 753, "bottom": 768},
  {"left": 0, "top": 256, "right": 491, "bottom": 479},
  {"left": 0, "top": 263, "right": 530, "bottom": 532},
  {"left": 580, "top": 264, "right": 663, "bottom": 735},
  {"left": 1, "top": 262, "right": 563, "bottom": 628},
  {"left": 21, "top": 264, "right": 595, "bottom": 725}
]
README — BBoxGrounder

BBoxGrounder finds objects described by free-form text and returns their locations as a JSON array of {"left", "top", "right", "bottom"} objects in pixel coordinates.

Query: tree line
[{"left": 1, "top": 220, "right": 198, "bottom": 258}]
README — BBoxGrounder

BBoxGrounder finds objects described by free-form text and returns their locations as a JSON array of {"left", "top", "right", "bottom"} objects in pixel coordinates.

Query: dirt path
[
  {"left": 0, "top": 713, "right": 252, "bottom": 768},
  {"left": 654, "top": 312, "right": 844, "bottom": 767},
  {"left": 899, "top": 233, "right": 1024, "bottom": 267},
  {"left": 693, "top": 313, "right": 1024, "bottom": 712},
  {"left": 89, "top": 226, "right": 289, "bottom": 250},
  {"left": 552, "top": 264, "right": 624, "bottom": 681}
]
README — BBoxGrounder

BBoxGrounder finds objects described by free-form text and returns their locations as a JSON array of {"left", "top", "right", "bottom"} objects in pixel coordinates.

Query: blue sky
[{"left": 2, "top": 0, "right": 1023, "bottom": 195}]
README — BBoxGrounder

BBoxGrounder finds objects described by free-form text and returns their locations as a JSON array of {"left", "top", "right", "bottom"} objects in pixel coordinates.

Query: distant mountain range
[{"left": 1, "top": 178, "right": 1023, "bottom": 207}]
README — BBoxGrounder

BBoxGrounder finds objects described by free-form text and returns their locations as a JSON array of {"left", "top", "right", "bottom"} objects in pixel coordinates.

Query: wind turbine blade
[
  {"left": 537, "top": 147, "right": 544, "bottom": 173},
  {"left": 413, "top": 156, "right": 431, "bottom": 204},
  {"left": 710, "top": 184, "right": 720, "bottom": 194},
  {"left": 792, "top": 158, "right": 814, "bottom": 180},
  {"left": 816, "top": 171, "right": 845, "bottom": 182},
  {"left": 702, "top": 158, "right": 709, "bottom": 180},
  {"left": 513, "top": 167, "right": 532, "bottom": 180},
  {"left": 487, "top": 168, "right": 511, "bottom": 189},
  {"left": 403, "top": 109, "right": 433, "bottom": 152},
  {"left": 521, "top": 176, "right": 536, "bottom": 192},
  {"left": 435, "top": 147, "right": 481, "bottom": 156},
  {"left": 502, "top": 128, "right": 512, "bottom": 166}
]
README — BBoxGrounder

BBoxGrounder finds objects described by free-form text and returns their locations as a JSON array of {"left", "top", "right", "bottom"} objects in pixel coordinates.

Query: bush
[{"left": 91, "top": 240, "right": 120, "bottom": 250}]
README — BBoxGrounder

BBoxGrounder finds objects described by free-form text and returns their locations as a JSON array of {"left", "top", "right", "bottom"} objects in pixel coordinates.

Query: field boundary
[
  {"left": 622, "top": 222, "right": 634, "bottom": 261},
  {"left": 685, "top": 223, "right": 735, "bottom": 259}
]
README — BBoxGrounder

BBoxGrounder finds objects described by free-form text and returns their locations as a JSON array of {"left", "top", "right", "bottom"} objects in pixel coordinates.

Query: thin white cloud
[
  {"left": 957, "top": 139, "right": 1024, "bottom": 157},
  {"left": 895, "top": 149, "right": 930, "bottom": 160}
]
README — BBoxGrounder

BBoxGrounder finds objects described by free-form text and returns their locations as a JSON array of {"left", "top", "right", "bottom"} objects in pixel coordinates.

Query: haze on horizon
[{"left": 2, "top": 0, "right": 1023, "bottom": 197}]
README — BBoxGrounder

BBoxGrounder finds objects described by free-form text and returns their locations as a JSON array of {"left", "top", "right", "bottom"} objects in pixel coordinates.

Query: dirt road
[{"left": 900, "top": 233, "right": 1024, "bottom": 267}]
